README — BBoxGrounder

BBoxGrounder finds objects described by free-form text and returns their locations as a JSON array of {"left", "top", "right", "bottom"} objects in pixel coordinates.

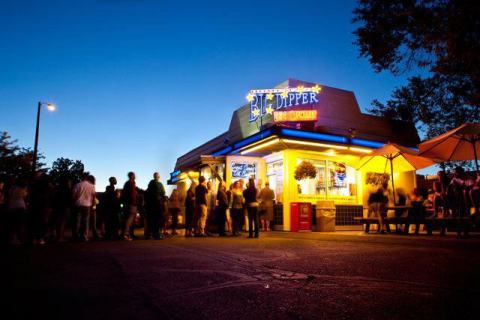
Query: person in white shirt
[{"left": 72, "top": 174, "right": 96, "bottom": 241}]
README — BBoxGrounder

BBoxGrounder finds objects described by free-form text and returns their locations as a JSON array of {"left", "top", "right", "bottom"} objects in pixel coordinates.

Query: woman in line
[
  {"left": 243, "top": 178, "right": 260, "bottom": 238},
  {"left": 168, "top": 189, "right": 181, "bottom": 235},
  {"left": 230, "top": 181, "right": 244, "bottom": 236}
]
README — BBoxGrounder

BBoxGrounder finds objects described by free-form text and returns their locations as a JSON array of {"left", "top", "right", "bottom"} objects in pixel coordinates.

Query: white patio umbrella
[{"left": 356, "top": 143, "right": 436, "bottom": 204}]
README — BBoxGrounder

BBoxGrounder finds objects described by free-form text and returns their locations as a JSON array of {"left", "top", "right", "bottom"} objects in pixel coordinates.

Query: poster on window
[
  {"left": 231, "top": 162, "right": 256, "bottom": 179},
  {"left": 330, "top": 162, "right": 347, "bottom": 188}
]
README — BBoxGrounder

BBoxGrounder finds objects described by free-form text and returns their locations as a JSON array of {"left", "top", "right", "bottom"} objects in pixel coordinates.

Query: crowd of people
[
  {"left": 367, "top": 167, "right": 480, "bottom": 237},
  {"left": 0, "top": 171, "right": 277, "bottom": 245}
]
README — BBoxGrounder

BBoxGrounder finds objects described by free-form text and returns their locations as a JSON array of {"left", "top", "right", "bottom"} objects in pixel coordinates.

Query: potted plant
[{"left": 294, "top": 160, "right": 317, "bottom": 181}]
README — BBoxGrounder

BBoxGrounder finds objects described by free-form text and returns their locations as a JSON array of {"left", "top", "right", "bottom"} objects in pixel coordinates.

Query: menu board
[{"left": 231, "top": 161, "right": 256, "bottom": 179}]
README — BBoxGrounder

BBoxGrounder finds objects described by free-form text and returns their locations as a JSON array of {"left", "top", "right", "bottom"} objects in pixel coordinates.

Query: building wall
[
  {"left": 277, "top": 149, "right": 417, "bottom": 231},
  {"left": 278, "top": 149, "right": 364, "bottom": 231}
]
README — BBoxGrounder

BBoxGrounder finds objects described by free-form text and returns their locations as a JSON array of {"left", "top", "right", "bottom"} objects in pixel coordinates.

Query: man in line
[
  {"left": 194, "top": 176, "right": 208, "bottom": 236},
  {"left": 103, "top": 177, "right": 121, "bottom": 240},
  {"left": 145, "top": 172, "right": 166, "bottom": 239},
  {"left": 72, "top": 173, "right": 96, "bottom": 242},
  {"left": 122, "top": 172, "right": 138, "bottom": 241}
]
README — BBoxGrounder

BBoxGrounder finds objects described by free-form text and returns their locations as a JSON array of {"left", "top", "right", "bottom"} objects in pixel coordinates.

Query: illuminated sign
[
  {"left": 248, "top": 85, "right": 322, "bottom": 122},
  {"left": 273, "top": 110, "right": 318, "bottom": 122}
]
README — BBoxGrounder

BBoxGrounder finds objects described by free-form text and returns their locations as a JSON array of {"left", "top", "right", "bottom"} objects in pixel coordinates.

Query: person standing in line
[
  {"left": 225, "top": 183, "right": 234, "bottom": 233},
  {"left": 145, "top": 172, "right": 166, "bottom": 240},
  {"left": 87, "top": 175, "right": 101, "bottom": 240},
  {"left": 256, "top": 179, "right": 263, "bottom": 197},
  {"left": 238, "top": 179, "right": 245, "bottom": 190},
  {"left": 0, "top": 181, "right": 7, "bottom": 243},
  {"left": 52, "top": 177, "right": 72, "bottom": 242},
  {"left": 122, "top": 172, "right": 138, "bottom": 241},
  {"left": 29, "top": 172, "right": 54, "bottom": 245},
  {"left": 184, "top": 182, "right": 196, "bottom": 237},
  {"left": 216, "top": 181, "right": 229, "bottom": 237},
  {"left": 0, "top": 181, "right": 5, "bottom": 210},
  {"left": 230, "top": 181, "right": 244, "bottom": 236},
  {"left": 6, "top": 178, "right": 28, "bottom": 245},
  {"left": 72, "top": 173, "right": 96, "bottom": 242},
  {"left": 103, "top": 177, "right": 121, "bottom": 240},
  {"left": 168, "top": 189, "right": 181, "bottom": 235},
  {"left": 194, "top": 176, "right": 208, "bottom": 236},
  {"left": 243, "top": 178, "right": 260, "bottom": 238},
  {"left": 238, "top": 178, "right": 247, "bottom": 231},
  {"left": 205, "top": 180, "right": 216, "bottom": 236},
  {"left": 132, "top": 191, "right": 145, "bottom": 240},
  {"left": 259, "top": 182, "right": 275, "bottom": 232}
]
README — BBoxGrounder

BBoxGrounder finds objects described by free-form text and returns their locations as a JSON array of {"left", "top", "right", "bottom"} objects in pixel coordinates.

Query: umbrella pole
[
  {"left": 389, "top": 157, "right": 396, "bottom": 205},
  {"left": 473, "top": 139, "right": 479, "bottom": 172}
]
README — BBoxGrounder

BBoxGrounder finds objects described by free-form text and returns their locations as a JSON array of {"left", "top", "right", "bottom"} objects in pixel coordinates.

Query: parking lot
[{"left": 3, "top": 231, "right": 480, "bottom": 319}]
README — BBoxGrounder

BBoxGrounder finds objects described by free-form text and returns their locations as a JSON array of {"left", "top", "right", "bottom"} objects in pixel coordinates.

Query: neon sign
[
  {"left": 273, "top": 110, "right": 318, "bottom": 122},
  {"left": 247, "top": 85, "right": 321, "bottom": 122}
]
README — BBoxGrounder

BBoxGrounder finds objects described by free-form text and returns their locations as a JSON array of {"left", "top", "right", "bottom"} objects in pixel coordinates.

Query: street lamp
[{"left": 32, "top": 101, "right": 56, "bottom": 173}]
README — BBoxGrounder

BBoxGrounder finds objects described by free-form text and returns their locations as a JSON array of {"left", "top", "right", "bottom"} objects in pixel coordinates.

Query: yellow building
[{"left": 169, "top": 79, "right": 420, "bottom": 231}]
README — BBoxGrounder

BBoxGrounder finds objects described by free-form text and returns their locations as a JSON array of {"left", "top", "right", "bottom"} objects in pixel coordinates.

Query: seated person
[
  {"left": 368, "top": 187, "right": 388, "bottom": 233},
  {"left": 470, "top": 172, "right": 480, "bottom": 215},
  {"left": 408, "top": 188, "right": 426, "bottom": 234},
  {"left": 395, "top": 188, "right": 407, "bottom": 217}
]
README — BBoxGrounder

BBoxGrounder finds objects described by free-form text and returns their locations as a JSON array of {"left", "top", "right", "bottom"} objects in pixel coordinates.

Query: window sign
[
  {"left": 247, "top": 85, "right": 322, "bottom": 122},
  {"left": 231, "top": 161, "right": 257, "bottom": 179}
]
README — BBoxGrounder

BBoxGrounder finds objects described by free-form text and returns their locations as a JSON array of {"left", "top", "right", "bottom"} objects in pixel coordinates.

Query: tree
[
  {"left": 368, "top": 75, "right": 480, "bottom": 139},
  {"left": 0, "top": 131, "right": 45, "bottom": 182},
  {"left": 353, "top": 0, "right": 480, "bottom": 136},
  {"left": 49, "top": 157, "right": 85, "bottom": 185}
]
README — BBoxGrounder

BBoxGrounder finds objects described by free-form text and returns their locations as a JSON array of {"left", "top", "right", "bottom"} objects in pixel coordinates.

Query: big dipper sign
[{"left": 247, "top": 85, "right": 321, "bottom": 122}]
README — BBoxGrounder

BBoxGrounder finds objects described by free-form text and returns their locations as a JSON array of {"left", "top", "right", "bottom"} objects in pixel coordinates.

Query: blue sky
[{"left": 0, "top": 0, "right": 424, "bottom": 189}]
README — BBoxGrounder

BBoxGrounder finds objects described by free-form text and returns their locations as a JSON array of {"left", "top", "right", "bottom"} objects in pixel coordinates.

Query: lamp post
[{"left": 32, "top": 101, "right": 56, "bottom": 174}]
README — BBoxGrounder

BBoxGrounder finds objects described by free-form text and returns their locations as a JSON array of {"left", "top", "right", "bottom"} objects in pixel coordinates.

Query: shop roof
[{"left": 173, "top": 79, "right": 420, "bottom": 171}]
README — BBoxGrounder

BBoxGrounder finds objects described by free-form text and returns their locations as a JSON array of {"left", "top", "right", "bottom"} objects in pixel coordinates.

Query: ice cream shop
[{"left": 169, "top": 79, "right": 420, "bottom": 231}]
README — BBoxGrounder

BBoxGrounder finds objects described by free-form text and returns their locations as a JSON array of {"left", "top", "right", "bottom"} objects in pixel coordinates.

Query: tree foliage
[
  {"left": 353, "top": 0, "right": 480, "bottom": 168},
  {"left": 49, "top": 157, "right": 85, "bottom": 184},
  {"left": 368, "top": 75, "right": 480, "bottom": 139},
  {"left": 353, "top": 0, "right": 480, "bottom": 107},
  {"left": 0, "top": 131, "right": 45, "bottom": 182}
]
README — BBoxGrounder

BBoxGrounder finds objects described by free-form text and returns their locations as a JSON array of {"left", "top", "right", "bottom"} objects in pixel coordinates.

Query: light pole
[{"left": 32, "top": 101, "right": 56, "bottom": 174}]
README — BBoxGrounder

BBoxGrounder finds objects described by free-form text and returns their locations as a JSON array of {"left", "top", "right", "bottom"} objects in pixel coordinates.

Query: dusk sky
[{"left": 0, "top": 0, "right": 421, "bottom": 189}]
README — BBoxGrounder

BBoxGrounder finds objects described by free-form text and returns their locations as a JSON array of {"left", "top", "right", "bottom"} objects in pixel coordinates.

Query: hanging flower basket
[{"left": 294, "top": 161, "right": 317, "bottom": 181}]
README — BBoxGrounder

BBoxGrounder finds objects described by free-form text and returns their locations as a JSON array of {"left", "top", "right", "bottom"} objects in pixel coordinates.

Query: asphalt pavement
[{"left": 3, "top": 231, "right": 480, "bottom": 320}]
